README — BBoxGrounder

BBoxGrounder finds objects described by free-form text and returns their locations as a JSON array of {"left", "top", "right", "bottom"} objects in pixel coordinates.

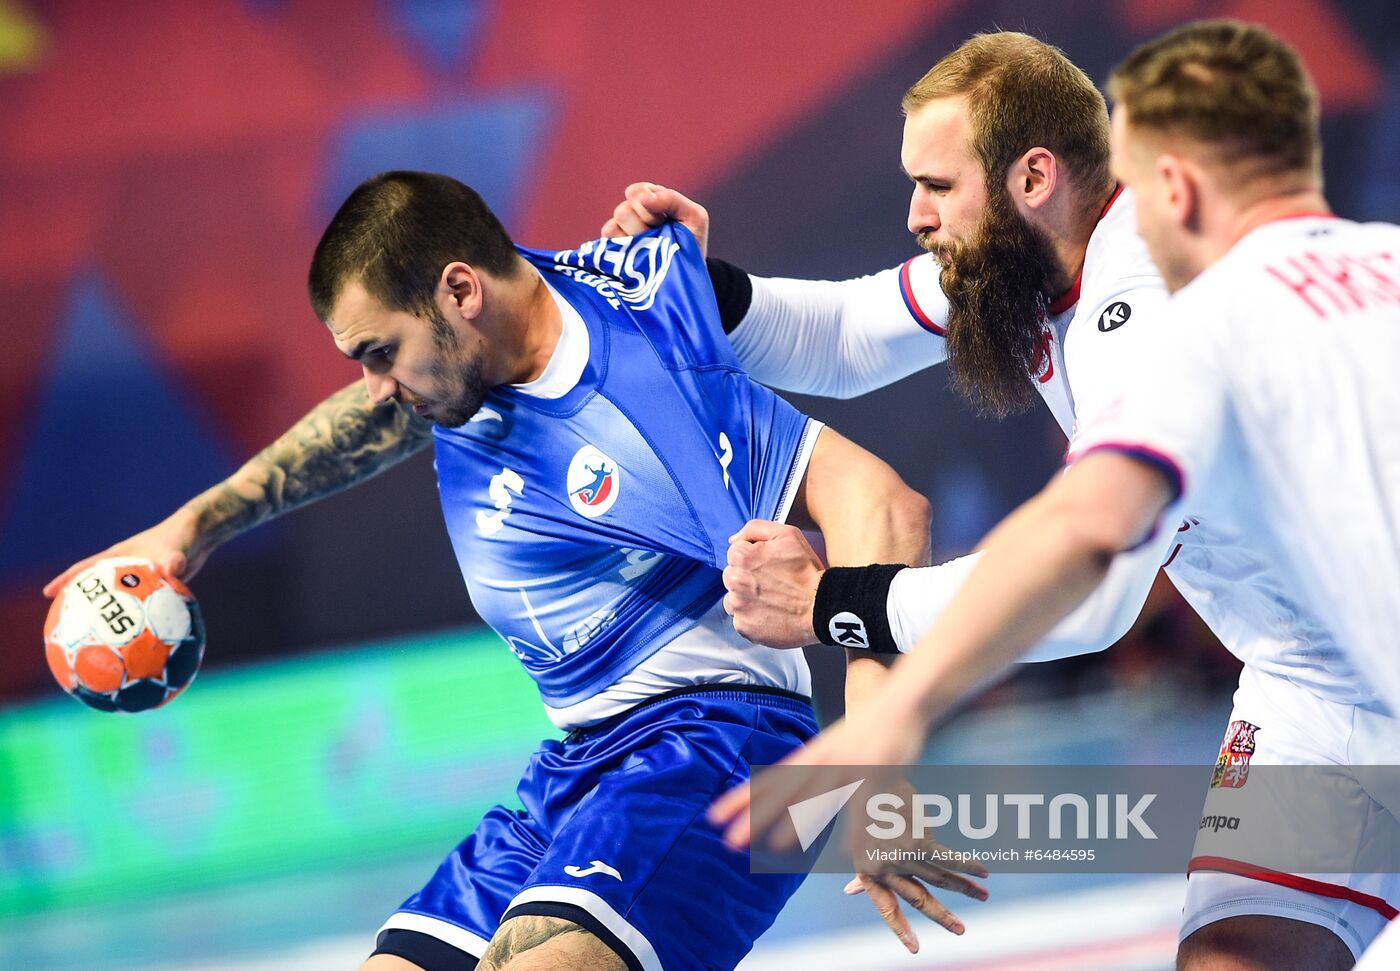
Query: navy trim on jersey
[
  {"left": 1068, "top": 442, "right": 1186, "bottom": 553},
  {"left": 1072, "top": 441, "right": 1185, "bottom": 504},
  {"left": 899, "top": 256, "right": 945, "bottom": 335},
  {"left": 372, "top": 928, "right": 479, "bottom": 971},
  {"left": 501, "top": 902, "right": 645, "bottom": 971}
]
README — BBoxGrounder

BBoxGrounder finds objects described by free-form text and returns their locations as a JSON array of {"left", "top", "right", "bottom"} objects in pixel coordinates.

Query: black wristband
[
  {"left": 813, "top": 564, "right": 907, "bottom": 653},
  {"left": 706, "top": 257, "right": 753, "bottom": 333}
]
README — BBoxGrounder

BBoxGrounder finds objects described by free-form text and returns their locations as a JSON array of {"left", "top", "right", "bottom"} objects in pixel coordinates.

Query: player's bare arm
[
  {"left": 798, "top": 431, "right": 993, "bottom": 948},
  {"left": 710, "top": 452, "right": 1175, "bottom": 853},
  {"left": 192, "top": 380, "right": 432, "bottom": 545},
  {"left": 875, "top": 452, "right": 1172, "bottom": 732},
  {"left": 729, "top": 428, "right": 989, "bottom": 950},
  {"left": 43, "top": 380, "right": 432, "bottom": 596},
  {"left": 725, "top": 428, "right": 930, "bottom": 648}
]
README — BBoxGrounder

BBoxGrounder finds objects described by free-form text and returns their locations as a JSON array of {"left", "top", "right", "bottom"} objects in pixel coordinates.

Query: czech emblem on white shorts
[
  {"left": 567, "top": 445, "right": 620, "bottom": 519},
  {"left": 1211, "top": 719, "right": 1259, "bottom": 789}
]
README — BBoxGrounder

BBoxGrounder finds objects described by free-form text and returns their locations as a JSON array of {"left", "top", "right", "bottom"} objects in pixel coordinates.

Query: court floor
[{"left": 2, "top": 681, "right": 1229, "bottom": 970}]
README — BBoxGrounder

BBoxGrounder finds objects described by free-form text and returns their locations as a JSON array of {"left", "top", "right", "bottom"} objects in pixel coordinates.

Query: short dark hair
[
  {"left": 308, "top": 171, "right": 518, "bottom": 322},
  {"left": 1107, "top": 21, "right": 1321, "bottom": 182},
  {"left": 903, "top": 32, "right": 1113, "bottom": 207}
]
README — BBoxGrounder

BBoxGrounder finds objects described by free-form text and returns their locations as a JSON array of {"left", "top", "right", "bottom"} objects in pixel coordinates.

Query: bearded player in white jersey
[
  {"left": 662, "top": 21, "right": 1398, "bottom": 970},
  {"left": 608, "top": 26, "right": 1395, "bottom": 970}
]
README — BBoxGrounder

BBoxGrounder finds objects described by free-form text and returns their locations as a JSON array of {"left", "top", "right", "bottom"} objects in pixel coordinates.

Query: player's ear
[
  {"left": 439, "top": 261, "right": 484, "bottom": 320},
  {"left": 1013, "top": 147, "right": 1057, "bottom": 212},
  {"left": 1158, "top": 154, "right": 1198, "bottom": 231}
]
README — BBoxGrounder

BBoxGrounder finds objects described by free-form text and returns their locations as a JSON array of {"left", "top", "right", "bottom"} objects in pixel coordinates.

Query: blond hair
[{"left": 904, "top": 32, "right": 1113, "bottom": 203}]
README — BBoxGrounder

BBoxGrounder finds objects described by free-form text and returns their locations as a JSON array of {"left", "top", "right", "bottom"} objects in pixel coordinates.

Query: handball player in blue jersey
[{"left": 45, "top": 171, "right": 958, "bottom": 970}]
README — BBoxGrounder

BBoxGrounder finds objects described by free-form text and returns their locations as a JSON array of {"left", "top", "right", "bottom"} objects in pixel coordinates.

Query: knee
[
  {"left": 1178, "top": 915, "right": 1354, "bottom": 971},
  {"left": 479, "top": 915, "right": 627, "bottom": 971}
]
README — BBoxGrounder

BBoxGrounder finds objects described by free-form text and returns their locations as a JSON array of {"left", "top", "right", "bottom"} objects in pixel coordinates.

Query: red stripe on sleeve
[{"left": 899, "top": 257, "right": 945, "bottom": 335}]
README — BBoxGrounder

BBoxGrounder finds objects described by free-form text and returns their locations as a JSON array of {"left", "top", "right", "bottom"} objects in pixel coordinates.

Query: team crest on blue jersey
[{"left": 567, "top": 445, "right": 620, "bottom": 519}]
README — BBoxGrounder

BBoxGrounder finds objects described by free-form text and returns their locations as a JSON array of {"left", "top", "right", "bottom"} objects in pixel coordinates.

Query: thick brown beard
[{"left": 933, "top": 189, "right": 1060, "bottom": 419}]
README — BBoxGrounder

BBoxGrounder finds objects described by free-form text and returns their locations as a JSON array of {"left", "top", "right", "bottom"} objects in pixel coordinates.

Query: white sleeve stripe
[
  {"left": 774, "top": 420, "right": 825, "bottom": 526},
  {"left": 377, "top": 912, "right": 491, "bottom": 956},
  {"left": 506, "top": 885, "right": 664, "bottom": 971}
]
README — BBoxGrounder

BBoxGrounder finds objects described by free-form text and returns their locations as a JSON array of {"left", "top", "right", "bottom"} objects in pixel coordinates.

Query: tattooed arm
[{"left": 43, "top": 380, "right": 433, "bottom": 595}]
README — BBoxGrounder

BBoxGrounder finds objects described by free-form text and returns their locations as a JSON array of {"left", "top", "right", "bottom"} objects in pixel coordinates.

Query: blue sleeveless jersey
[{"left": 433, "top": 225, "right": 813, "bottom": 708}]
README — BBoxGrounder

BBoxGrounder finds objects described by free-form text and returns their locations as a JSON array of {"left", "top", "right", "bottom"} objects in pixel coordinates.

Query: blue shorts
[{"left": 374, "top": 685, "right": 818, "bottom": 971}]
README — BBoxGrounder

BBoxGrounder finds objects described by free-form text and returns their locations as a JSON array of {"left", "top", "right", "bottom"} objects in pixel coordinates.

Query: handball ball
[{"left": 44, "top": 557, "right": 205, "bottom": 713}]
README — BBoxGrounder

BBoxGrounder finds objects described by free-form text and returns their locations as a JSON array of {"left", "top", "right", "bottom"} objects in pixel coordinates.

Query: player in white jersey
[
  {"left": 698, "top": 21, "right": 1400, "bottom": 969},
  {"left": 609, "top": 28, "right": 1390, "bottom": 969}
]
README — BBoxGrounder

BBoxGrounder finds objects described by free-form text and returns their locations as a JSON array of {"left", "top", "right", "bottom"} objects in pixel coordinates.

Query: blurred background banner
[
  {"left": 2, "top": 0, "right": 1396, "bottom": 700},
  {"left": 0, "top": 627, "right": 551, "bottom": 917},
  {"left": 1, "top": 1, "right": 1398, "bottom": 968}
]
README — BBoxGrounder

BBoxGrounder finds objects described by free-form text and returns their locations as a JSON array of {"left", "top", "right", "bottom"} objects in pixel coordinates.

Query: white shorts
[
  {"left": 1357, "top": 917, "right": 1400, "bottom": 969},
  {"left": 1181, "top": 665, "right": 1400, "bottom": 958}
]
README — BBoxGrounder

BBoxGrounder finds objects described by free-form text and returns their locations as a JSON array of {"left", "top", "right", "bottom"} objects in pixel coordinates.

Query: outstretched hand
[
  {"left": 600, "top": 182, "right": 710, "bottom": 256},
  {"left": 708, "top": 710, "right": 985, "bottom": 953},
  {"left": 708, "top": 712, "right": 925, "bottom": 851},
  {"left": 43, "top": 509, "right": 205, "bottom": 598}
]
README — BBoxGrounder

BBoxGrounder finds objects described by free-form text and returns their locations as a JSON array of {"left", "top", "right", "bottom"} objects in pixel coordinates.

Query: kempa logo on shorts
[
  {"left": 1098, "top": 301, "right": 1131, "bottom": 331},
  {"left": 567, "top": 445, "right": 620, "bottom": 519},
  {"left": 564, "top": 860, "right": 622, "bottom": 880},
  {"left": 1199, "top": 814, "right": 1241, "bottom": 832},
  {"left": 828, "top": 611, "right": 869, "bottom": 648}
]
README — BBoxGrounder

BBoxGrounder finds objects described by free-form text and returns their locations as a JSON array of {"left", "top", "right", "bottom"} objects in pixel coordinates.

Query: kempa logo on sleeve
[{"left": 1098, "top": 301, "right": 1132, "bottom": 331}]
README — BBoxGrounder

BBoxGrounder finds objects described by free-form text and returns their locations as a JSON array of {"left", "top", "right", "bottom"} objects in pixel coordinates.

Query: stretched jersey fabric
[
  {"left": 1069, "top": 214, "right": 1400, "bottom": 711},
  {"left": 434, "top": 224, "right": 815, "bottom": 717}
]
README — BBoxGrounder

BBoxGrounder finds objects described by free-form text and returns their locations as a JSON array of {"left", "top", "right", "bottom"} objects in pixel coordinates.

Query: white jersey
[
  {"left": 732, "top": 186, "right": 1163, "bottom": 436},
  {"left": 1069, "top": 214, "right": 1400, "bottom": 710},
  {"left": 730, "top": 190, "right": 1373, "bottom": 703}
]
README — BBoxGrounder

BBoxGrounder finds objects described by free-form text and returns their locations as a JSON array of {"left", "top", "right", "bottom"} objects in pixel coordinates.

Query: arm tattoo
[{"left": 188, "top": 382, "right": 434, "bottom": 548}]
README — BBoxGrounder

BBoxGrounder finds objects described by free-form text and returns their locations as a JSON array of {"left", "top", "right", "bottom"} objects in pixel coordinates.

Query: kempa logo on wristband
[
  {"left": 812, "top": 564, "right": 906, "bottom": 654},
  {"left": 827, "top": 612, "right": 869, "bottom": 648}
]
